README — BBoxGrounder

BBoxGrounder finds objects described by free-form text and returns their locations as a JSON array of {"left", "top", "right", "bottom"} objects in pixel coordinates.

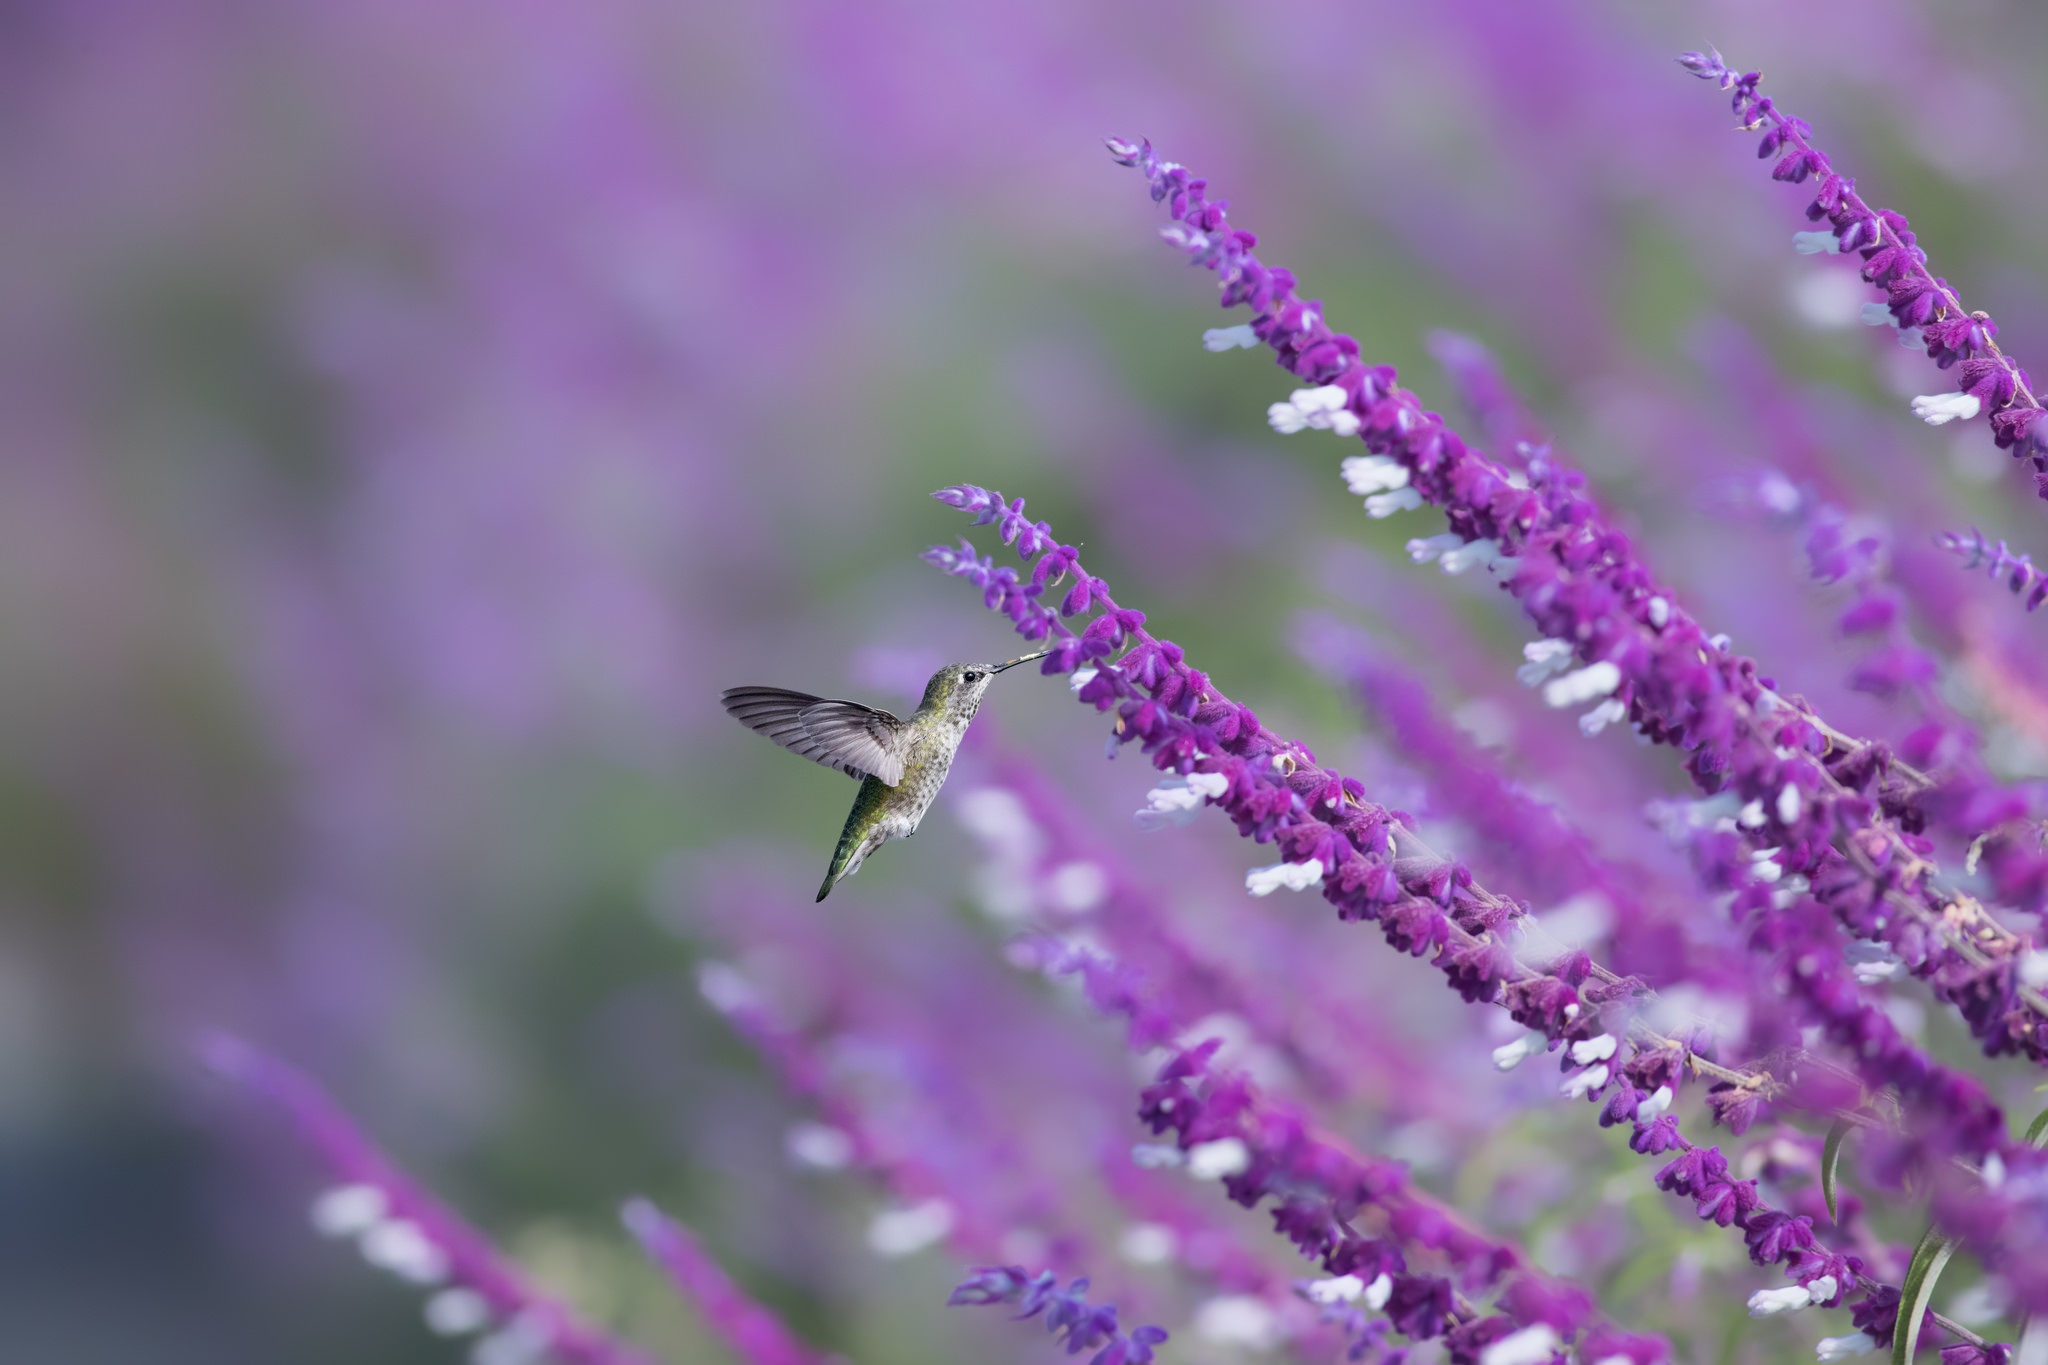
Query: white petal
[
  {"left": 1542, "top": 662, "right": 1621, "bottom": 709},
  {"left": 1791, "top": 230, "right": 1840, "bottom": 255},
  {"left": 1292, "top": 384, "right": 1347, "bottom": 414},
  {"left": 310, "top": 1184, "right": 387, "bottom": 1238},
  {"left": 1636, "top": 1085, "right": 1674, "bottom": 1120},
  {"left": 360, "top": 1220, "right": 450, "bottom": 1285},
  {"left": 1406, "top": 533, "right": 1461, "bottom": 564},
  {"left": 1816, "top": 1333, "right": 1877, "bottom": 1361},
  {"left": 1118, "top": 1223, "right": 1177, "bottom": 1264},
  {"left": 786, "top": 1121, "right": 854, "bottom": 1170},
  {"left": 1192, "top": 1296, "right": 1278, "bottom": 1350},
  {"left": 1777, "top": 782, "right": 1803, "bottom": 825},
  {"left": 1186, "top": 1137, "right": 1251, "bottom": 1179},
  {"left": 1746, "top": 1285, "right": 1812, "bottom": 1317},
  {"left": 866, "top": 1199, "right": 955, "bottom": 1257},
  {"left": 1341, "top": 455, "right": 1410, "bottom": 494},
  {"left": 1738, "top": 799, "right": 1767, "bottom": 828},
  {"left": 1647, "top": 597, "right": 1670, "bottom": 629},
  {"left": 1481, "top": 1323, "right": 1562, "bottom": 1365},
  {"left": 1268, "top": 401, "right": 1309, "bottom": 434},
  {"left": 1202, "top": 324, "right": 1260, "bottom": 351},
  {"left": 1246, "top": 859, "right": 1324, "bottom": 896},
  {"left": 2018, "top": 948, "right": 2048, "bottom": 988},
  {"left": 1579, "top": 698, "right": 1627, "bottom": 736},
  {"left": 1440, "top": 539, "right": 1500, "bottom": 575},
  {"left": 1492, "top": 1032, "right": 1545, "bottom": 1071},
  {"left": 1362, "top": 1272, "right": 1393, "bottom": 1311},
  {"left": 1517, "top": 640, "right": 1574, "bottom": 687},
  {"left": 1910, "top": 392, "right": 1982, "bottom": 426},
  {"left": 1569, "top": 1033, "right": 1618, "bottom": 1065},
  {"left": 1860, "top": 302, "right": 1896, "bottom": 327},
  {"left": 1805, "top": 1276, "right": 1840, "bottom": 1303},
  {"left": 1561, "top": 1064, "right": 1610, "bottom": 1098},
  {"left": 424, "top": 1287, "right": 492, "bottom": 1336},
  {"left": 1131, "top": 1143, "right": 1185, "bottom": 1169},
  {"left": 1365, "top": 488, "right": 1424, "bottom": 518},
  {"left": 1305, "top": 1274, "right": 1365, "bottom": 1305},
  {"left": 1069, "top": 666, "right": 1099, "bottom": 692},
  {"left": 1326, "top": 410, "right": 1361, "bottom": 438}
]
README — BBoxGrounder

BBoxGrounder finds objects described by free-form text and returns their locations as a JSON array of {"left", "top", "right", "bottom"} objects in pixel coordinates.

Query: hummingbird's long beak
[{"left": 991, "top": 649, "right": 1050, "bottom": 674}]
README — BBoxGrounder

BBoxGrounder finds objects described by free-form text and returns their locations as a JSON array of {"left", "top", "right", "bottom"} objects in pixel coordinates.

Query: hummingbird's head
[{"left": 921, "top": 650, "right": 1047, "bottom": 723}]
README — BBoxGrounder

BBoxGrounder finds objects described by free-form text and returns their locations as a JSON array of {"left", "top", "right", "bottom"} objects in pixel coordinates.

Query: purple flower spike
[
  {"left": 1692, "top": 58, "right": 2048, "bottom": 497},
  {"left": 201, "top": 1034, "right": 653, "bottom": 1365},
  {"left": 622, "top": 1200, "right": 829, "bottom": 1365},
  {"left": 946, "top": 1264, "right": 1167, "bottom": 1364},
  {"left": 1938, "top": 527, "right": 2048, "bottom": 613}
]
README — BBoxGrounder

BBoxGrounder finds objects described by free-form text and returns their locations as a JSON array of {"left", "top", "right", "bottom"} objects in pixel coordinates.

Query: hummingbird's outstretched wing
[{"left": 720, "top": 687, "right": 908, "bottom": 785}]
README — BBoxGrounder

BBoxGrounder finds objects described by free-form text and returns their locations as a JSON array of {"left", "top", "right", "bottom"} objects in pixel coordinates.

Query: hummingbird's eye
[{"left": 963, "top": 670, "right": 984, "bottom": 683}]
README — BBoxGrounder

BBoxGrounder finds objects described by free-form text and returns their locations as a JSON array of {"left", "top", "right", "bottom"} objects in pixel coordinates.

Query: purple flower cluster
[
  {"left": 202, "top": 1035, "right": 655, "bottom": 1365},
  {"left": 1678, "top": 50, "right": 2048, "bottom": 490},
  {"left": 949, "top": 1267, "right": 1169, "bottom": 1365},
  {"left": 1106, "top": 132, "right": 2048, "bottom": 1083},
  {"left": 1938, "top": 528, "right": 2048, "bottom": 614},
  {"left": 926, "top": 489, "right": 2022, "bottom": 1355}
]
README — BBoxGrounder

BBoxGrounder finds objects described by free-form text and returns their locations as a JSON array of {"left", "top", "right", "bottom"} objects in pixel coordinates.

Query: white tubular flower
[
  {"left": 1362, "top": 1272, "right": 1394, "bottom": 1310},
  {"left": 1407, "top": 533, "right": 1462, "bottom": 564},
  {"left": 1440, "top": 539, "right": 1500, "bottom": 575},
  {"left": 1984, "top": 1152, "right": 2007, "bottom": 1188},
  {"left": 1579, "top": 698, "right": 1627, "bottom": 737},
  {"left": 1365, "top": 488, "right": 1424, "bottom": 518},
  {"left": 1738, "top": 799, "right": 1767, "bottom": 828},
  {"left": 1777, "top": 782, "right": 1803, "bottom": 825},
  {"left": 1492, "top": 1032, "right": 1546, "bottom": 1071},
  {"left": 1246, "top": 859, "right": 1324, "bottom": 896},
  {"left": 696, "top": 961, "right": 758, "bottom": 1015},
  {"left": 1816, "top": 1333, "right": 1877, "bottom": 1360},
  {"left": 1911, "top": 392, "right": 1982, "bottom": 426},
  {"left": 1268, "top": 400, "right": 1310, "bottom": 434},
  {"left": 786, "top": 1121, "right": 855, "bottom": 1170},
  {"left": 1137, "top": 773, "right": 1227, "bottom": 830},
  {"left": 1898, "top": 326, "right": 1924, "bottom": 350},
  {"left": 1804, "top": 1276, "right": 1840, "bottom": 1304},
  {"left": 1202, "top": 324, "right": 1260, "bottom": 351},
  {"left": 1131, "top": 1143, "right": 1186, "bottom": 1169},
  {"left": 1647, "top": 596, "right": 1670, "bottom": 628},
  {"left": 1561, "top": 1064, "right": 1610, "bottom": 1099},
  {"left": 360, "top": 1220, "right": 450, "bottom": 1285},
  {"left": 2018, "top": 948, "right": 2048, "bottom": 988},
  {"left": 1186, "top": 1137, "right": 1251, "bottom": 1180},
  {"left": 423, "top": 1288, "right": 492, "bottom": 1336},
  {"left": 1851, "top": 958, "right": 1901, "bottom": 984},
  {"left": 1792, "top": 230, "right": 1841, "bottom": 255},
  {"left": 1480, "top": 1324, "right": 1563, "bottom": 1365},
  {"left": 1569, "top": 1033, "right": 1618, "bottom": 1065},
  {"left": 1342, "top": 454, "right": 1410, "bottom": 494},
  {"left": 310, "top": 1184, "right": 388, "bottom": 1238},
  {"left": 1118, "top": 1223, "right": 1177, "bottom": 1265},
  {"left": 1636, "top": 1085, "right": 1674, "bottom": 1120},
  {"left": 1192, "top": 1296, "right": 1278, "bottom": 1350},
  {"left": 1517, "top": 640, "right": 1574, "bottom": 687},
  {"left": 1746, "top": 1284, "right": 1813, "bottom": 1317},
  {"left": 866, "top": 1199, "right": 955, "bottom": 1257},
  {"left": 1069, "top": 666, "right": 1099, "bottom": 692},
  {"left": 1860, "top": 301, "right": 1896, "bottom": 327},
  {"left": 1304, "top": 1274, "right": 1364, "bottom": 1305},
  {"left": 1542, "top": 661, "right": 1621, "bottom": 709},
  {"left": 1269, "top": 385, "right": 1354, "bottom": 437}
]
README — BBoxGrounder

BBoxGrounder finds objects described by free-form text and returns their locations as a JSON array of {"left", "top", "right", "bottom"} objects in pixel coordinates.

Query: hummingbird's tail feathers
[
  {"left": 815, "top": 871, "right": 835, "bottom": 903},
  {"left": 720, "top": 686, "right": 908, "bottom": 785}
]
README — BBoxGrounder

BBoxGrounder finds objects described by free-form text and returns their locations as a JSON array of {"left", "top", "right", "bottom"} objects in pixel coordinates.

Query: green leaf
[
  {"left": 2024, "top": 1103, "right": 2048, "bottom": 1149},
  {"left": 1822, "top": 1117, "right": 1852, "bottom": 1224},
  {"left": 1892, "top": 1225, "right": 1957, "bottom": 1365}
]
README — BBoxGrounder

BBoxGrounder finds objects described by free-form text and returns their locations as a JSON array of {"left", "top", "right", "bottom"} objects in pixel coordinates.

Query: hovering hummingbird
[{"left": 721, "top": 652, "right": 1047, "bottom": 902}]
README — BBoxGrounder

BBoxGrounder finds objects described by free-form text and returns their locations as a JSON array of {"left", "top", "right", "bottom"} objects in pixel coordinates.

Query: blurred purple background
[{"left": 6, "top": 2, "right": 2048, "bottom": 1361}]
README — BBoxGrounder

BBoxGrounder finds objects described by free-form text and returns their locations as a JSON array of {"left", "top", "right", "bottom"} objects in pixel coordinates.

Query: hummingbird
[{"left": 721, "top": 651, "right": 1047, "bottom": 902}]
